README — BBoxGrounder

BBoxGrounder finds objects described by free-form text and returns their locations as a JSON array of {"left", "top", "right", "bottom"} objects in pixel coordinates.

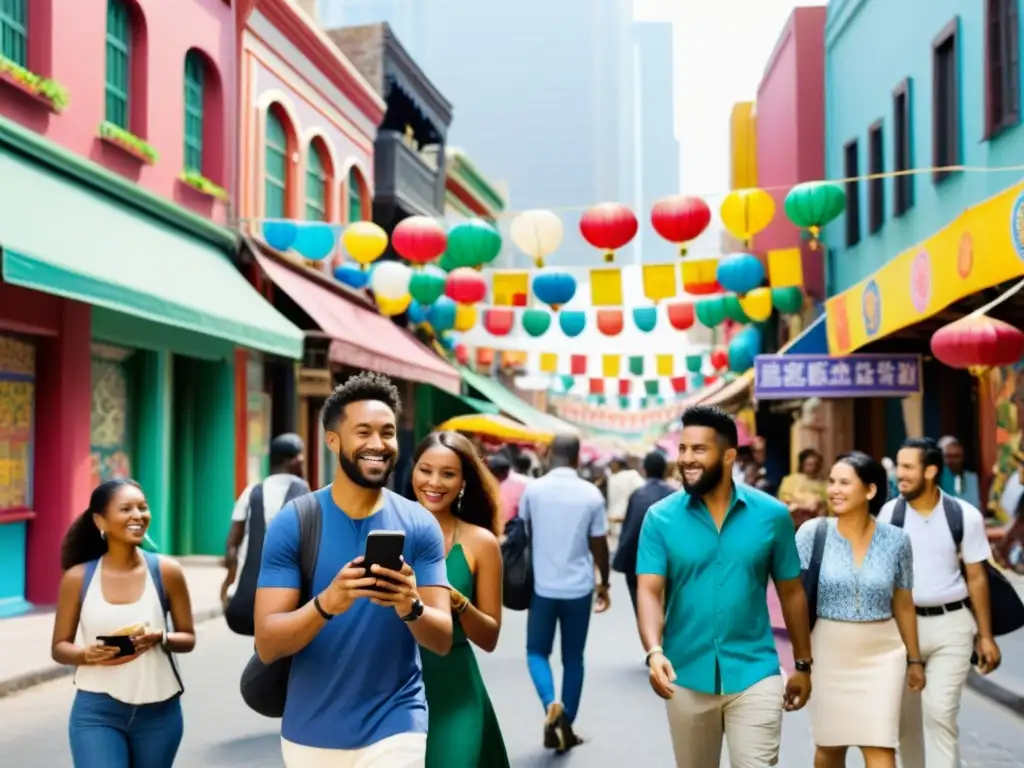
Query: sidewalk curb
[{"left": 0, "top": 606, "right": 224, "bottom": 701}]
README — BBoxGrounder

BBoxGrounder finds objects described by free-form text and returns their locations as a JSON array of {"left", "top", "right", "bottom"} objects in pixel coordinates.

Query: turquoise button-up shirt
[{"left": 636, "top": 483, "right": 801, "bottom": 695}]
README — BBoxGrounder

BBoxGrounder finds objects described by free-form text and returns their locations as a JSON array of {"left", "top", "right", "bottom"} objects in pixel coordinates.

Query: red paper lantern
[
  {"left": 392, "top": 216, "right": 447, "bottom": 264},
  {"left": 651, "top": 195, "right": 711, "bottom": 256},
  {"left": 483, "top": 308, "right": 514, "bottom": 336},
  {"left": 666, "top": 301, "right": 695, "bottom": 331},
  {"left": 710, "top": 347, "right": 729, "bottom": 371},
  {"left": 671, "top": 376, "right": 688, "bottom": 394},
  {"left": 596, "top": 309, "right": 624, "bottom": 337},
  {"left": 580, "top": 203, "right": 638, "bottom": 263},
  {"left": 930, "top": 315, "right": 1024, "bottom": 371},
  {"left": 454, "top": 344, "right": 469, "bottom": 366},
  {"left": 445, "top": 267, "right": 487, "bottom": 304}
]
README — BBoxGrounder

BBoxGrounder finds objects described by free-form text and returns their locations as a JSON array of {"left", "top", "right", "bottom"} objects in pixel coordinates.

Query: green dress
[{"left": 421, "top": 543, "right": 510, "bottom": 768}]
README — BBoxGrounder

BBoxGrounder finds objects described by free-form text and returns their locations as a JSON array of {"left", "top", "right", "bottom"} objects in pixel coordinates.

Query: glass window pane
[{"left": 105, "top": 0, "right": 131, "bottom": 129}]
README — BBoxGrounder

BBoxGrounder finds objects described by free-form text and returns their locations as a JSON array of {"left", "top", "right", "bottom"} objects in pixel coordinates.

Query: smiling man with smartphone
[{"left": 254, "top": 372, "right": 451, "bottom": 768}]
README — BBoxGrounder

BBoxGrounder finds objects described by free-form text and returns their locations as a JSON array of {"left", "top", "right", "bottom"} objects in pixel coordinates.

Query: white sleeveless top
[{"left": 74, "top": 558, "right": 182, "bottom": 705}]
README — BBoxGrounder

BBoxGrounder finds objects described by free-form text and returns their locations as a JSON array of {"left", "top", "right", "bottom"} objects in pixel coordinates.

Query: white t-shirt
[
  {"left": 226, "top": 473, "right": 309, "bottom": 598},
  {"left": 877, "top": 491, "right": 991, "bottom": 606},
  {"left": 606, "top": 468, "right": 644, "bottom": 522}
]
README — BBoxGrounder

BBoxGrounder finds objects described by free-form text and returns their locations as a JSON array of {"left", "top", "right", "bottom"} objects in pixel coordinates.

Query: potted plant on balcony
[
  {"left": 0, "top": 55, "right": 69, "bottom": 112},
  {"left": 98, "top": 121, "right": 159, "bottom": 165},
  {"left": 179, "top": 169, "right": 228, "bottom": 202}
]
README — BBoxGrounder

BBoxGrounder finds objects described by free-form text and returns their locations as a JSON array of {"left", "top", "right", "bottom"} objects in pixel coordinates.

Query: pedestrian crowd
[{"left": 47, "top": 371, "right": 1024, "bottom": 767}]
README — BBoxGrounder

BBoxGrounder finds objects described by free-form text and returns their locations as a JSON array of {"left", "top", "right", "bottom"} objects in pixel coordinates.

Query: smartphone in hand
[{"left": 363, "top": 531, "right": 406, "bottom": 591}]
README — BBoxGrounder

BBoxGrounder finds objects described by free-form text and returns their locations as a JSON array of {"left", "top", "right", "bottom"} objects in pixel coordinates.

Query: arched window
[
  {"left": 265, "top": 110, "right": 288, "bottom": 219},
  {"left": 183, "top": 51, "right": 205, "bottom": 173},
  {"left": 305, "top": 144, "right": 328, "bottom": 221},
  {"left": 0, "top": 0, "right": 28, "bottom": 66},
  {"left": 347, "top": 167, "right": 365, "bottom": 223},
  {"left": 105, "top": 0, "right": 132, "bottom": 128}
]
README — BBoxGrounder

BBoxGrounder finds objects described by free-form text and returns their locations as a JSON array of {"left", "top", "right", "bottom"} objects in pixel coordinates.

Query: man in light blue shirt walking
[{"left": 520, "top": 435, "right": 610, "bottom": 755}]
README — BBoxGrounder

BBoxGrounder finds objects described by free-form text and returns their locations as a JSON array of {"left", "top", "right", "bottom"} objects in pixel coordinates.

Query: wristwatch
[
  {"left": 794, "top": 658, "right": 813, "bottom": 673},
  {"left": 401, "top": 598, "right": 425, "bottom": 623}
]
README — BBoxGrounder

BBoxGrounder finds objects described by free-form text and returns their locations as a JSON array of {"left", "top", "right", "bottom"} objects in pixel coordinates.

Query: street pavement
[{"left": 2, "top": 574, "right": 1024, "bottom": 766}]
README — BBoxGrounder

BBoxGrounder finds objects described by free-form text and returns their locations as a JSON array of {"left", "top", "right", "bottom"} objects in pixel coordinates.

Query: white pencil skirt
[{"left": 809, "top": 618, "right": 907, "bottom": 748}]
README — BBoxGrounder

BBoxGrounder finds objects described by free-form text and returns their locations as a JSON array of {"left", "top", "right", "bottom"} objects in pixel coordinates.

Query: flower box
[
  {"left": 179, "top": 170, "right": 229, "bottom": 202},
  {"left": 98, "top": 121, "right": 158, "bottom": 165},
  {"left": 0, "top": 56, "right": 69, "bottom": 112}
]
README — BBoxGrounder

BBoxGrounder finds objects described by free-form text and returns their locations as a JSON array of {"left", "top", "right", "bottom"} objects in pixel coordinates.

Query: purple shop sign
[{"left": 753, "top": 354, "right": 923, "bottom": 400}]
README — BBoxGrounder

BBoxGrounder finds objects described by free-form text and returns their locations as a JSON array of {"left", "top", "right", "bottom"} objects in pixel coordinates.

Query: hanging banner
[{"left": 754, "top": 354, "right": 922, "bottom": 400}]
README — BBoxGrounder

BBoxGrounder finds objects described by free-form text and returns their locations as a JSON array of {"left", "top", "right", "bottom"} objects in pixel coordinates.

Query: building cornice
[
  {"left": 446, "top": 148, "right": 506, "bottom": 214},
  {"left": 380, "top": 24, "right": 453, "bottom": 129},
  {"left": 825, "top": 0, "right": 870, "bottom": 51}
]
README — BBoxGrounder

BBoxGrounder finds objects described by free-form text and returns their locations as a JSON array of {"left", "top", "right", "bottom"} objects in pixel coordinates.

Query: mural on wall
[
  {"left": 90, "top": 348, "right": 133, "bottom": 488},
  {"left": 0, "top": 336, "right": 35, "bottom": 512},
  {"left": 990, "top": 361, "right": 1024, "bottom": 521}
]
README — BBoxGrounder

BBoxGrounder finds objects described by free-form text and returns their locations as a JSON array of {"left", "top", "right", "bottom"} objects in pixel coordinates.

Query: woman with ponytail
[{"left": 51, "top": 479, "right": 196, "bottom": 768}]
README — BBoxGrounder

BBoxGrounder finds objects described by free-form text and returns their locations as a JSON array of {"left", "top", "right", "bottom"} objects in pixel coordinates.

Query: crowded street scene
[{"left": 4, "top": 0, "right": 1024, "bottom": 766}]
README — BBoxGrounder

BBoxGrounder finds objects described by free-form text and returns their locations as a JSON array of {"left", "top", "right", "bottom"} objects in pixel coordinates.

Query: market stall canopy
[
  {"left": 252, "top": 249, "right": 461, "bottom": 394},
  {"left": 459, "top": 365, "right": 580, "bottom": 437},
  {"left": 437, "top": 413, "right": 554, "bottom": 444},
  {"left": 0, "top": 132, "right": 303, "bottom": 359}
]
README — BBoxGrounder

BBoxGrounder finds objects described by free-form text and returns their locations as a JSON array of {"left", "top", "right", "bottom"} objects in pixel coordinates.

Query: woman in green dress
[{"left": 409, "top": 431, "right": 510, "bottom": 768}]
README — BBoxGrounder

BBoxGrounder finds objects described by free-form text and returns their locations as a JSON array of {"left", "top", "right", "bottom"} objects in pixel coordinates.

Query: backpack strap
[
  {"left": 293, "top": 492, "right": 323, "bottom": 602},
  {"left": 942, "top": 494, "right": 965, "bottom": 551},
  {"left": 142, "top": 550, "right": 185, "bottom": 694},
  {"left": 891, "top": 497, "right": 907, "bottom": 528},
  {"left": 809, "top": 518, "right": 828, "bottom": 581}
]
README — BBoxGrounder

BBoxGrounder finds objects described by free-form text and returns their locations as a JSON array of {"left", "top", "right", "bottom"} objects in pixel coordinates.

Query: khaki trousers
[
  {"left": 282, "top": 733, "right": 426, "bottom": 768},
  {"left": 665, "top": 674, "right": 784, "bottom": 768},
  {"left": 898, "top": 608, "right": 976, "bottom": 768}
]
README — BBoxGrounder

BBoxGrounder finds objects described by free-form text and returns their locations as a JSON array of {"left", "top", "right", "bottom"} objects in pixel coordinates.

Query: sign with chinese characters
[{"left": 753, "top": 354, "right": 922, "bottom": 400}]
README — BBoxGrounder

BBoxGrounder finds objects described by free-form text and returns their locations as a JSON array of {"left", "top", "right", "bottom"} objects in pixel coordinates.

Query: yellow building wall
[{"left": 730, "top": 102, "right": 757, "bottom": 191}]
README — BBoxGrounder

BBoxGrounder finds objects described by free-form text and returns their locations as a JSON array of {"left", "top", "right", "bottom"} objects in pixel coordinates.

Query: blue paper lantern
[
  {"left": 438, "top": 333, "right": 456, "bottom": 352},
  {"left": 262, "top": 220, "right": 298, "bottom": 251},
  {"left": 292, "top": 223, "right": 338, "bottom": 261},
  {"left": 727, "top": 326, "right": 763, "bottom": 373},
  {"left": 633, "top": 307, "right": 657, "bottom": 333},
  {"left": 558, "top": 310, "right": 586, "bottom": 337},
  {"left": 532, "top": 271, "right": 577, "bottom": 308},
  {"left": 716, "top": 253, "right": 765, "bottom": 295},
  {"left": 407, "top": 300, "right": 429, "bottom": 326},
  {"left": 333, "top": 262, "right": 369, "bottom": 289},
  {"left": 429, "top": 296, "right": 457, "bottom": 333}
]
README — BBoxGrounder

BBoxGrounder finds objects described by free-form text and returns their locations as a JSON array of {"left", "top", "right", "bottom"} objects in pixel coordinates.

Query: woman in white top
[{"left": 51, "top": 479, "right": 196, "bottom": 768}]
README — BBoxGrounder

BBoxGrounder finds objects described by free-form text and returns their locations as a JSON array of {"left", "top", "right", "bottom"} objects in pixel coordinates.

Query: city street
[{"left": 2, "top": 574, "right": 1024, "bottom": 766}]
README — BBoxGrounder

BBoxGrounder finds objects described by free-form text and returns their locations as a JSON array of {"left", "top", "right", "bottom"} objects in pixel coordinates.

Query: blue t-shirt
[{"left": 257, "top": 487, "right": 449, "bottom": 750}]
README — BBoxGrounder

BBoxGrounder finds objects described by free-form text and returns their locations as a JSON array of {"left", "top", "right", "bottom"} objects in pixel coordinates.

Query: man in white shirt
[
  {"left": 877, "top": 437, "right": 1002, "bottom": 768},
  {"left": 605, "top": 455, "right": 644, "bottom": 539}
]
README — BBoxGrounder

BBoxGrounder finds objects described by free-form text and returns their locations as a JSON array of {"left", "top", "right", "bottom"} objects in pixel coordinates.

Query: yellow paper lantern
[
  {"left": 376, "top": 294, "right": 411, "bottom": 317},
  {"left": 342, "top": 221, "right": 389, "bottom": 268},
  {"left": 738, "top": 286, "right": 773, "bottom": 322},
  {"left": 720, "top": 188, "right": 775, "bottom": 242},
  {"left": 454, "top": 302, "right": 477, "bottom": 332}
]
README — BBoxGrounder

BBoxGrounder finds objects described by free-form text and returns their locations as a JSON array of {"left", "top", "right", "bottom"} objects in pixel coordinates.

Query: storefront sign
[{"left": 754, "top": 354, "right": 922, "bottom": 400}]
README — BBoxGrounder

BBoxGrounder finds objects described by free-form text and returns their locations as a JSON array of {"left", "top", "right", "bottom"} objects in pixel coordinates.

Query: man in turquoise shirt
[{"left": 636, "top": 406, "right": 813, "bottom": 768}]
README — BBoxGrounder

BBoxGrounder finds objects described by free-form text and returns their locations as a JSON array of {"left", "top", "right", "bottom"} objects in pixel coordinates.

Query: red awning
[{"left": 255, "top": 253, "right": 460, "bottom": 394}]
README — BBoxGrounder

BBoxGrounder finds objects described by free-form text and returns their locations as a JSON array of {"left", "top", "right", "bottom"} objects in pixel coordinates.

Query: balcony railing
[{"left": 374, "top": 130, "right": 444, "bottom": 217}]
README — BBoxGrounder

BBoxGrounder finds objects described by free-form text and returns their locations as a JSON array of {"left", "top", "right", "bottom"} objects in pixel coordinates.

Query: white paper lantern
[
  {"left": 370, "top": 260, "right": 412, "bottom": 300},
  {"left": 510, "top": 209, "right": 563, "bottom": 267}
]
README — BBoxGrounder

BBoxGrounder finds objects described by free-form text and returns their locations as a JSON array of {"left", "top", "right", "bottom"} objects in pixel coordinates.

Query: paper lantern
[
  {"left": 407, "top": 300, "right": 429, "bottom": 326},
  {"left": 772, "top": 286, "right": 804, "bottom": 315},
  {"left": 429, "top": 296, "right": 457, "bottom": 333},
  {"left": 722, "top": 294, "right": 749, "bottom": 324},
  {"left": 510, "top": 209, "right": 564, "bottom": 268},
  {"left": 580, "top": 203, "right": 638, "bottom": 263},
  {"left": 445, "top": 267, "right": 488, "bottom": 304},
  {"left": 454, "top": 344, "right": 470, "bottom": 366},
  {"left": 596, "top": 309, "right": 624, "bottom": 337},
  {"left": 710, "top": 347, "right": 729, "bottom": 371},
  {"left": 532, "top": 271, "right": 577, "bottom": 310},
  {"left": 666, "top": 301, "right": 695, "bottom": 331},
  {"left": 262, "top": 220, "right": 298, "bottom": 251},
  {"left": 408, "top": 265, "right": 447, "bottom": 305},
  {"left": 739, "top": 286, "right": 773, "bottom": 322},
  {"left": 444, "top": 219, "right": 502, "bottom": 268},
  {"left": 695, "top": 297, "right": 726, "bottom": 327},
  {"left": 650, "top": 195, "right": 711, "bottom": 256},
  {"left": 370, "top": 260, "right": 412, "bottom": 300},
  {"left": 930, "top": 315, "right": 1024, "bottom": 372},
  {"left": 784, "top": 182, "right": 846, "bottom": 250},
  {"left": 293, "top": 223, "right": 337, "bottom": 261},
  {"left": 483, "top": 308, "right": 514, "bottom": 336},
  {"left": 376, "top": 294, "right": 411, "bottom": 317},
  {"left": 438, "top": 333, "right": 455, "bottom": 352},
  {"left": 333, "top": 262, "right": 369, "bottom": 289},
  {"left": 392, "top": 216, "right": 447, "bottom": 265},
  {"left": 728, "top": 326, "right": 763, "bottom": 373},
  {"left": 521, "top": 308, "right": 552, "bottom": 338},
  {"left": 454, "top": 302, "right": 478, "bottom": 332},
  {"left": 720, "top": 188, "right": 775, "bottom": 243},
  {"left": 341, "top": 221, "right": 388, "bottom": 268},
  {"left": 559, "top": 310, "right": 586, "bottom": 337},
  {"left": 717, "top": 253, "right": 765, "bottom": 295},
  {"left": 633, "top": 307, "right": 657, "bottom": 333}
]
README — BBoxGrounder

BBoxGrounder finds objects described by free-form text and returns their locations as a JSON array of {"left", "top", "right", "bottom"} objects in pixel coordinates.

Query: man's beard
[
  {"left": 680, "top": 460, "right": 725, "bottom": 497},
  {"left": 338, "top": 450, "right": 395, "bottom": 489},
  {"left": 900, "top": 480, "right": 925, "bottom": 502}
]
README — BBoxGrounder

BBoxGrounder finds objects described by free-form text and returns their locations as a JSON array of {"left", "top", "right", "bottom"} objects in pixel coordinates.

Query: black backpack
[
  {"left": 501, "top": 516, "right": 533, "bottom": 611},
  {"left": 239, "top": 492, "right": 322, "bottom": 718},
  {"left": 891, "top": 495, "right": 1024, "bottom": 636},
  {"left": 225, "top": 479, "right": 309, "bottom": 636},
  {"left": 800, "top": 518, "right": 829, "bottom": 633}
]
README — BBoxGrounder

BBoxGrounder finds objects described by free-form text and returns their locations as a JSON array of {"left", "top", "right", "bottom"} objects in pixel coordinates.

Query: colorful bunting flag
[
  {"left": 602, "top": 354, "right": 620, "bottom": 378},
  {"left": 767, "top": 248, "right": 803, "bottom": 288},
  {"left": 628, "top": 356, "right": 644, "bottom": 376},
  {"left": 590, "top": 268, "right": 624, "bottom": 306},
  {"left": 589, "top": 378, "right": 605, "bottom": 395},
  {"left": 644, "top": 380, "right": 660, "bottom": 396},
  {"left": 618, "top": 379, "right": 631, "bottom": 396},
  {"left": 656, "top": 354, "right": 674, "bottom": 377},
  {"left": 491, "top": 271, "right": 530, "bottom": 306},
  {"left": 570, "top": 354, "right": 587, "bottom": 375},
  {"left": 642, "top": 264, "right": 677, "bottom": 302},
  {"left": 539, "top": 352, "right": 558, "bottom": 373}
]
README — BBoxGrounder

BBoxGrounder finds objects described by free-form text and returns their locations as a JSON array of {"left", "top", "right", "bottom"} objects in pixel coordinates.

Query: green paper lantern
[
  {"left": 695, "top": 296, "right": 726, "bottom": 327},
  {"left": 444, "top": 219, "right": 502, "bottom": 268},
  {"left": 685, "top": 354, "right": 703, "bottom": 373},
  {"left": 521, "top": 308, "right": 552, "bottom": 337},
  {"left": 722, "top": 294, "right": 749, "bottom": 323},
  {"left": 408, "top": 270, "right": 447, "bottom": 305},
  {"left": 644, "top": 380, "right": 660, "bottom": 396},
  {"left": 784, "top": 182, "right": 846, "bottom": 230},
  {"left": 628, "top": 356, "right": 644, "bottom": 376},
  {"left": 771, "top": 286, "right": 804, "bottom": 314}
]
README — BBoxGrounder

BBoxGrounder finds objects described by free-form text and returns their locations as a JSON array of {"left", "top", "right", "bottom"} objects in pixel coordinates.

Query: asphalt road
[{"left": 3, "top": 574, "right": 1024, "bottom": 766}]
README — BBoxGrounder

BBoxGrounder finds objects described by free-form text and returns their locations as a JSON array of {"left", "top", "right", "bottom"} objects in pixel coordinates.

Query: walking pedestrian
[
  {"left": 488, "top": 452, "right": 526, "bottom": 524},
  {"left": 409, "top": 431, "right": 510, "bottom": 768},
  {"left": 612, "top": 450, "right": 674, "bottom": 615},
  {"left": 254, "top": 372, "right": 452, "bottom": 768},
  {"left": 52, "top": 479, "right": 195, "bottom": 768},
  {"left": 636, "top": 405, "right": 813, "bottom": 768},
  {"left": 877, "top": 437, "right": 1001, "bottom": 768},
  {"left": 521, "top": 435, "right": 611, "bottom": 754},
  {"left": 798, "top": 452, "right": 924, "bottom": 768},
  {"left": 606, "top": 454, "right": 644, "bottom": 539}
]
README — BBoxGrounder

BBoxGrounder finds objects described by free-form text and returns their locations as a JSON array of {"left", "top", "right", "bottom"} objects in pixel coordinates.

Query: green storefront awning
[
  {"left": 0, "top": 146, "right": 304, "bottom": 360},
  {"left": 458, "top": 366, "right": 579, "bottom": 436},
  {"left": 459, "top": 395, "right": 500, "bottom": 415}
]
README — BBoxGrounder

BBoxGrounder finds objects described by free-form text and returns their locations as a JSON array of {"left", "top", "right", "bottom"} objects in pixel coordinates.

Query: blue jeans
[
  {"left": 526, "top": 592, "right": 593, "bottom": 723},
  {"left": 69, "top": 691, "right": 183, "bottom": 768}
]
